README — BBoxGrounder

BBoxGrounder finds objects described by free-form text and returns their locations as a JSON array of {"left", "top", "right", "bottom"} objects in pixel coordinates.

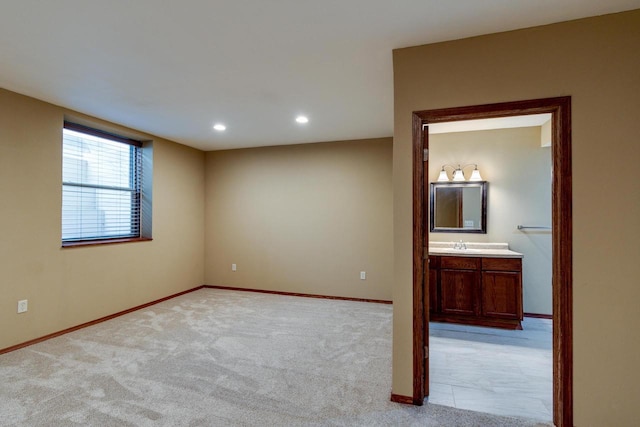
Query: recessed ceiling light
[
  {"left": 295, "top": 115, "right": 309, "bottom": 124},
  {"left": 213, "top": 123, "right": 226, "bottom": 131}
]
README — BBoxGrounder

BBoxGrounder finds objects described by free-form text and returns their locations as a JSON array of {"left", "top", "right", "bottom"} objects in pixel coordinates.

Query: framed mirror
[{"left": 430, "top": 181, "right": 487, "bottom": 233}]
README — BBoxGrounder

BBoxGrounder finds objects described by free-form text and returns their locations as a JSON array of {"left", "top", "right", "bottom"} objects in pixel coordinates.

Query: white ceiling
[{"left": 1, "top": 1, "right": 638, "bottom": 151}]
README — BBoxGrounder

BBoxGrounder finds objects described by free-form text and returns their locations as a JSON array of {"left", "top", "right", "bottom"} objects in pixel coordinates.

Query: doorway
[{"left": 411, "top": 98, "right": 572, "bottom": 426}]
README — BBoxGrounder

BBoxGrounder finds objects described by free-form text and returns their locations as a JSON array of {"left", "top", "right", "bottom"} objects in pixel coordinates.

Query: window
[{"left": 62, "top": 122, "right": 146, "bottom": 245}]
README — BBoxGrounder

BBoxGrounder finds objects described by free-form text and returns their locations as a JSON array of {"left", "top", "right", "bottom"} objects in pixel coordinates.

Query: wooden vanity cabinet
[{"left": 428, "top": 255, "right": 523, "bottom": 329}]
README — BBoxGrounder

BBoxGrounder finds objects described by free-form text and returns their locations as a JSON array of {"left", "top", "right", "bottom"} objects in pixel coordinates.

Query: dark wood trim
[
  {"left": 64, "top": 121, "right": 143, "bottom": 147},
  {"left": 524, "top": 312, "right": 553, "bottom": 320},
  {"left": 204, "top": 285, "right": 392, "bottom": 305},
  {"left": 552, "top": 97, "right": 573, "bottom": 427},
  {"left": 422, "top": 123, "right": 430, "bottom": 400},
  {"left": 61, "top": 237, "right": 153, "bottom": 248},
  {"left": 412, "top": 97, "right": 573, "bottom": 426},
  {"left": 413, "top": 98, "right": 569, "bottom": 123},
  {"left": 0, "top": 285, "right": 205, "bottom": 355},
  {"left": 390, "top": 393, "right": 414, "bottom": 404},
  {"left": 412, "top": 113, "right": 426, "bottom": 405}
]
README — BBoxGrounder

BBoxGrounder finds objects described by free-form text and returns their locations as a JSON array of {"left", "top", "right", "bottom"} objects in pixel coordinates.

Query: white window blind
[{"left": 62, "top": 123, "right": 142, "bottom": 242}]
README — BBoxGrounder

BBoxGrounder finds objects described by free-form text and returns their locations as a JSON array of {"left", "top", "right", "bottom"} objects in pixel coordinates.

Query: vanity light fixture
[
  {"left": 468, "top": 165, "right": 483, "bottom": 181},
  {"left": 437, "top": 168, "right": 450, "bottom": 182},
  {"left": 437, "top": 164, "right": 456, "bottom": 181},
  {"left": 437, "top": 164, "right": 483, "bottom": 182},
  {"left": 452, "top": 168, "right": 466, "bottom": 182}
]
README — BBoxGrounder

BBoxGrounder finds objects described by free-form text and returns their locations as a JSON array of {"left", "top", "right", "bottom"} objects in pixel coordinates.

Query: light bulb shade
[
  {"left": 469, "top": 168, "right": 483, "bottom": 181},
  {"left": 452, "top": 169, "right": 465, "bottom": 181},
  {"left": 437, "top": 170, "right": 449, "bottom": 182}
]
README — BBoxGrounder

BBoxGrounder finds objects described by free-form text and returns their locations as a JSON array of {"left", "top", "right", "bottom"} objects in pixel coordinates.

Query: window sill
[{"left": 61, "top": 237, "right": 153, "bottom": 248}]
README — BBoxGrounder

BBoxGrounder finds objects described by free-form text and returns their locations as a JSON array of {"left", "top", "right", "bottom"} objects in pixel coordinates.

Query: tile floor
[{"left": 428, "top": 317, "right": 552, "bottom": 422}]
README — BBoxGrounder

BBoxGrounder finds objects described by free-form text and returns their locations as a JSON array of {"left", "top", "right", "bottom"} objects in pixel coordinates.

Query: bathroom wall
[{"left": 429, "top": 126, "right": 552, "bottom": 315}]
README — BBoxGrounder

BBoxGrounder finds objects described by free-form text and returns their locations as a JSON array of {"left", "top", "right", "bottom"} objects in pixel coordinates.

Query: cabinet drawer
[
  {"left": 482, "top": 257, "right": 521, "bottom": 272},
  {"left": 441, "top": 256, "right": 480, "bottom": 270}
]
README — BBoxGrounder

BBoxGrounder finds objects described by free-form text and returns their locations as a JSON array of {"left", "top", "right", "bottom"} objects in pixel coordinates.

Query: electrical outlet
[
  {"left": 232, "top": 264, "right": 237, "bottom": 272},
  {"left": 360, "top": 271, "right": 366, "bottom": 280},
  {"left": 17, "top": 299, "right": 28, "bottom": 313}
]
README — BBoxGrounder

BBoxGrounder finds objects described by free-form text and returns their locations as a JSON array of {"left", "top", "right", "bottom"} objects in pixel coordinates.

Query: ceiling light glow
[
  {"left": 295, "top": 115, "right": 309, "bottom": 124},
  {"left": 213, "top": 123, "right": 226, "bottom": 131}
]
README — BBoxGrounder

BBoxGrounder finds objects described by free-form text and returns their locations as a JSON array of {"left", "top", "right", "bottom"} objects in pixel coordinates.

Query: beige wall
[
  {"left": 393, "top": 10, "right": 640, "bottom": 425},
  {"left": 205, "top": 139, "right": 393, "bottom": 301},
  {"left": 430, "top": 127, "right": 552, "bottom": 315},
  {"left": 0, "top": 88, "right": 205, "bottom": 350}
]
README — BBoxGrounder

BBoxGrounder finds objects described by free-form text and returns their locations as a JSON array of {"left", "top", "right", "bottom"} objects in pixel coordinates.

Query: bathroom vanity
[{"left": 428, "top": 242, "right": 524, "bottom": 330}]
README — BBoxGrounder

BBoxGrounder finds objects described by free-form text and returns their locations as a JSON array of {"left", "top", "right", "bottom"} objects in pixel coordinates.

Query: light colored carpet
[{"left": 0, "top": 289, "right": 551, "bottom": 426}]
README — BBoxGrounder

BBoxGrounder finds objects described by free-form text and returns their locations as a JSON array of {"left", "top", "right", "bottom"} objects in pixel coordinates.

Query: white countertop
[{"left": 427, "top": 242, "right": 523, "bottom": 258}]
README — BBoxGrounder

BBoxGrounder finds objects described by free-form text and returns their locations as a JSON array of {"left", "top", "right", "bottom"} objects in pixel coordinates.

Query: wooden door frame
[{"left": 412, "top": 97, "right": 572, "bottom": 426}]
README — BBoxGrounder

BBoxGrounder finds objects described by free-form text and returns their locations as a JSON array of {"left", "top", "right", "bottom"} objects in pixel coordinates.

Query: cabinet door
[
  {"left": 440, "top": 269, "right": 479, "bottom": 316},
  {"left": 481, "top": 271, "right": 522, "bottom": 319},
  {"left": 429, "top": 266, "right": 438, "bottom": 313}
]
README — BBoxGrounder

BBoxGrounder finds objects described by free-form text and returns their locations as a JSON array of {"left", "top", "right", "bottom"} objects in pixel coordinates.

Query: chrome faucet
[{"left": 453, "top": 240, "right": 467, "bottom": 250}]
